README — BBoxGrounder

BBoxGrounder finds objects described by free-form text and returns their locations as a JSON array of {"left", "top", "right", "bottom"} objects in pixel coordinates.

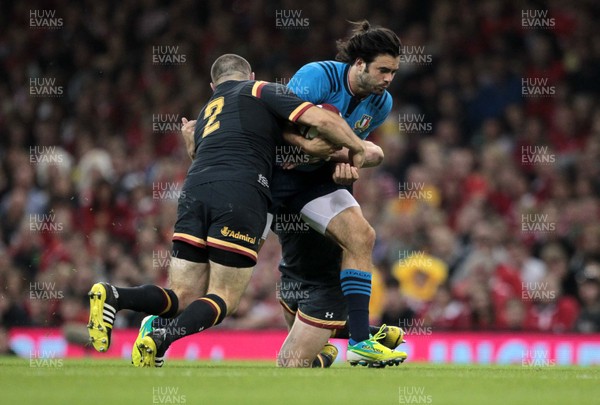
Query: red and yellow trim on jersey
[
  {"left": 288, "top": 102, "right": 313, "bottom": 122},
  {"left": 158, "top": 287, "right": 173, "bottom": 316},
  {"left": 251, "top": 80, "right": 268, "bottom": 98},
  {"left": 297, "top": 309, "right": 346, "bottom": 330},
  {"left": 172, "top": 233, "right": 206, "bottom": 248},
  {"left": 279, "top": 299, "right": 297, "bottom": 316},
  {"left": 206, "top": 237, "right": 258, "bottom": 262},
  {"left": 198, "top": 297, "right": 222, "bottom": 326}
]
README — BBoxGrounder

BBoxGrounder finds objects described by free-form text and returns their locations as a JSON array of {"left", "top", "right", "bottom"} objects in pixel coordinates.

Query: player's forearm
[
  {"left": 282, "top": 126, "right": 306, "bottom": 148},
  {"left": 330, "top": 141, "right": 384, "bottom": 168},
  {"left": 297, "top": 107, "right": 364, "bottom": 154},
  {"left": 317, "top": 116, "right": 364, "bottom": 154}
]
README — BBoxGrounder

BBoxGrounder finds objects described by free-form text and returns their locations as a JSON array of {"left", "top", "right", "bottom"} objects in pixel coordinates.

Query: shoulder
[
  {"left": 294, "top": 61, "right": 347, "bottom": 91},
  {"left": 245, "top": 80, "right": 287, "bottom": 98},
  {"left": 296, "top": 60, "right": 344, "bottom": 75}
]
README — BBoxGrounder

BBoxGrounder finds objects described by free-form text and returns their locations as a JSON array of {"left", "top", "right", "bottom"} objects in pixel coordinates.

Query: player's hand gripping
[
  {"left": 348, "top": 145, "right": 366, "bottom": 169},
  {"left": 332, "top": 163, "right": 359, "bottom": 185},
  {"left": 298, "top": 135, "right": 341, "bottom": 159},
  {"left": 181, "top": 117, "right": 196, "bottom": 160}
]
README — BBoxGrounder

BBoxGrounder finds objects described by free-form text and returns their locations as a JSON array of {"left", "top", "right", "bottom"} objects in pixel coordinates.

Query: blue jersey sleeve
[
  {"left": 287, "top": 62, "right": 331, "bottom": 104},
  {"left": 363, "top": 92, "right": 393, "bottom": 139}
]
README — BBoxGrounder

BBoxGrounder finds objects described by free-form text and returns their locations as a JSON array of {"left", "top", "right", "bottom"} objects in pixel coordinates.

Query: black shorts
[
  {"left": 278, "top": 275, "right": 347, "bottom": 330},
  {"left": 172, "top": 181, "right": 267, "bottom": 267}
]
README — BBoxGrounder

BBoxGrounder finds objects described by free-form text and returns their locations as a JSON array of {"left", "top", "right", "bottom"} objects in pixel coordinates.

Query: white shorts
[{"left": 300, "top": 189, "right": 359, "bottom": 234}]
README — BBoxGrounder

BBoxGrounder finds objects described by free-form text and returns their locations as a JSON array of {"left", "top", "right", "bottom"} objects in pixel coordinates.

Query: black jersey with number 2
[{"left": 188, "top": 80, "right": 313, "bottom": 198}]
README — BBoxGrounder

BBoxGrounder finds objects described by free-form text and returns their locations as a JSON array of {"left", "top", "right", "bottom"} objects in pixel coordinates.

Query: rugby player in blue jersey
[{"left": 272, "top": 20, "right": 407, "bottom": 367}]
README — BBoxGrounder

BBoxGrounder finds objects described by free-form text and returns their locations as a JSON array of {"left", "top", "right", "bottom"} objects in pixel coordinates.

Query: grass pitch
[{"left": 1, "top": 358, "right": 599, "bottom": 405}]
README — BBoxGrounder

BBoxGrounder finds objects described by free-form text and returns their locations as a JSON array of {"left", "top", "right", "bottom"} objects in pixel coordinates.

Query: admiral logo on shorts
[{"left": 220, "top": 226, "right": 257, "bottom": 244}]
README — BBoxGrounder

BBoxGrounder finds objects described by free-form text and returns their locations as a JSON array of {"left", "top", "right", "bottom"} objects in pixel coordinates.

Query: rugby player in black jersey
[
  {"left": 86, "top": 54, "right": 366, "bottom": 367},
  {"left": 274, "top": 206, "right": 406, "bottom": 368}
]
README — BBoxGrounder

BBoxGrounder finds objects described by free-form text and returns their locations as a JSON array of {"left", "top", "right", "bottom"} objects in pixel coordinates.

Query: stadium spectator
[
  {"left": 419, "top": 283, "right": 470, "bottom": 330},
  {"left": 575, "top": 262, "right": 600, "bottom": 333},
  {"left": 524, "top": 274, "right": 579, "bottom": 332},
  {"left": 392, "top": 251, "right": 448, "bottom": 313}
]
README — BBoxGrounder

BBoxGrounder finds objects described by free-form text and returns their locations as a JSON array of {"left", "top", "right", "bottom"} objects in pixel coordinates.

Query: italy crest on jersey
[{"left": 354, "top": 114, "right": 373, "bottom": 132}]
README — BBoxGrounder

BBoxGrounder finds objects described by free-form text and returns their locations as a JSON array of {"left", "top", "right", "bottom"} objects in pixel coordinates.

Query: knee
[
  {"left": 362, "top": 222, "right": 376, "bottom": 248},
  {"left": 345, "top": 218, "right": 376, "bottom": 251}
]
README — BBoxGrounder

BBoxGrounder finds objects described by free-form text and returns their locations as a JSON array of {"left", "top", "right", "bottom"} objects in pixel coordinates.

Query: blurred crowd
[{"left": 0, "top": 0, "right": 599, "bottom": 340}]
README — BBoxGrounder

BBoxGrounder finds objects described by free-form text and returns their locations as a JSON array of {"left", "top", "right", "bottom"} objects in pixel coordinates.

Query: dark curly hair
[{"left": 335, "top": 20, "right": 401, "bottom": 65}]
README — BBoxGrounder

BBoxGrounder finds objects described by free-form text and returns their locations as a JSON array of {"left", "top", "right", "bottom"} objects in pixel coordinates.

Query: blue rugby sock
[{"left": 340, "top": 269, "right": 371, "bottom": 345}]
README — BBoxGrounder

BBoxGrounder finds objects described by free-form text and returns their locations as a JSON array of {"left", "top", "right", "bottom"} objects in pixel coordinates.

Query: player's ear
[
  {"left": 210, "top": 82, "right": 216, "bottom": 91},
  {"left": 250, "top": 72, "right": 255, "bottom": 80},
  {"left": 355, "top": 58, "right": 365, "bottom": 71}
]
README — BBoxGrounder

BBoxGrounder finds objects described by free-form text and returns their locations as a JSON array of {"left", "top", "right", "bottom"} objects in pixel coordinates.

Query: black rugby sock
[
  {"left": 115, "top": 285, "right": 179, "bottom": 318},
  {"left": 161, "top": 294, "right": 227, "bottom": 348}
]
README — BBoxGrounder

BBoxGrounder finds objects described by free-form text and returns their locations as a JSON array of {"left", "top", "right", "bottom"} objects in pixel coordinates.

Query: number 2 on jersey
[{"left": 202, "top": 97, "right": 224, "bottom": 137}]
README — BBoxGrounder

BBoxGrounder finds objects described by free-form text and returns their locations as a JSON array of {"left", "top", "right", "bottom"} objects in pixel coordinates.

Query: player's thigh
[
  {"left": 325, "top": 205, "right": 375, "bottom": 251},
  {"left": 281, "top": 308, "right": 295, "bottom": 330},
  {"left": 277, "top": 317, "right": 332, "bottom": 367},
  {"left": 299, "top": 188, "right": 361, "bottom": 238}
]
